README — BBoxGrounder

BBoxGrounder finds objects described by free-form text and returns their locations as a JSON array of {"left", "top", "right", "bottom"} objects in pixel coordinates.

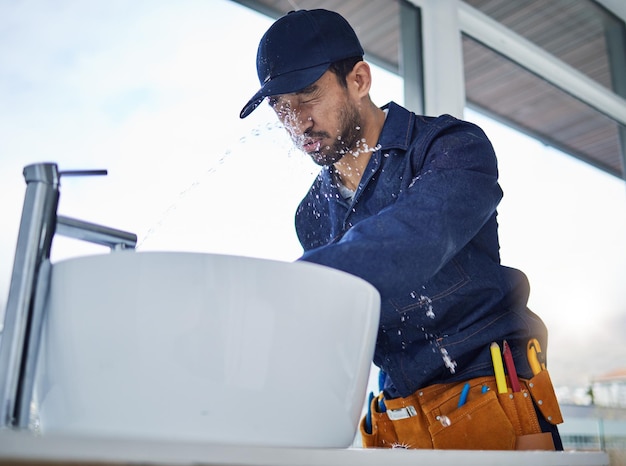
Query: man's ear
[{"left": 351, "top": 61, "right": 372, "bottom": 98}]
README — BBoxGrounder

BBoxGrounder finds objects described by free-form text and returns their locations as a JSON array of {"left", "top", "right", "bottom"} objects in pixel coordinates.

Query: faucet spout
[{"left": 56, "top": 216, "right": 137, "bottom": 250}]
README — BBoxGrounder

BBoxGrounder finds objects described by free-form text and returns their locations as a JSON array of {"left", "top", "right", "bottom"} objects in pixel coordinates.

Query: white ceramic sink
[{"left": 33, "top": 252, "right": 380, "bottom": 448}]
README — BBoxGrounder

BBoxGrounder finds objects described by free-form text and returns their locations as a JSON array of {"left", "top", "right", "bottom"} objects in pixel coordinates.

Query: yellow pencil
[{"left": 490, "top": 342, "right": 508, "bottom": 394}]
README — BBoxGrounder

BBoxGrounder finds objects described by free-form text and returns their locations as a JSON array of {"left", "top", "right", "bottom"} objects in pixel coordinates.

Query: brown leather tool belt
[{"left": 360, "top": 371, "right": 562, "bottom": 450}]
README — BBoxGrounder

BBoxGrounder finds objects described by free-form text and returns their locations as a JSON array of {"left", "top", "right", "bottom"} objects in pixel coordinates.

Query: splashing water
[
  {"left": 137, "top": 149, "right": 230, "bottom": 249},
  {"left": 409, "top": 292, "right": 436, "bottom": 319},
  {"left": 391, "top": 442, "right": 411, "bottom": 449},
  {"left": 137, "top": 121, "right": 295, "bottom": 248},
  {"left": 439, "top": 347, "right": 457, "bottom": 374},
  {"left": 402, "top": 291, "right": 456, "bottom": 374},
  {"left": 420, "top": 295, "right": 435, "bottom": 319},
  {"left": 408, "top": 170, "right": 432, "bottom": 188}
]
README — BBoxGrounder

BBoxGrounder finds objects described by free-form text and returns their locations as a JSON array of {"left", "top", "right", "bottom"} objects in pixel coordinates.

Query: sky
[{"left": 1, "top": 0, "right": 625, "bottom": 398}]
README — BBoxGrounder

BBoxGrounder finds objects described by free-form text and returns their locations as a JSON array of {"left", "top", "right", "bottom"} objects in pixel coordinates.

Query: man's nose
[{"left": 285, "top": 110, "right": 312, "bottom": 136}]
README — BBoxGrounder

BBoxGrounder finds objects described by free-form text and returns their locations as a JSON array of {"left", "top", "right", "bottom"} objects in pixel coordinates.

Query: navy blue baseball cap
[{"left": 239, "top": 9, "right": 364, "bottom": 119}]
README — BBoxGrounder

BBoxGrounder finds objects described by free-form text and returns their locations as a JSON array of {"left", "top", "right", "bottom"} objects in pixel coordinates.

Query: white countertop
[{"left": 0, "top": 430, "right": 610, "bottom": 466}]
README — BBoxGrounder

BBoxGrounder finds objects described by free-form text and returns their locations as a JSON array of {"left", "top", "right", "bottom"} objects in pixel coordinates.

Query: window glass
[
  {"left": 467, "top": 107, "right": 626, "bottom": 401},
  {"left": 463, "top": 33, "right": 624, "bottom": 177},
  {"left": 463, "top": 0, "right": 624, "bottom": 93}
]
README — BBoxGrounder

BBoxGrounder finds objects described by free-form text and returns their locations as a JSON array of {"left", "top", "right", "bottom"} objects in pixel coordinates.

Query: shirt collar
[{"left": 377, "top": 101, "right": 415, "bottom": 152}]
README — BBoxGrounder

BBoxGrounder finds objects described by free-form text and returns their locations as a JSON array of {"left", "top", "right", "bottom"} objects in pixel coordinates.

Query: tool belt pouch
[
  {"left": 496, "top": 388, "right": 554, "bottom": 450},
  {"left": 524, "top": 370, "right": 563, "bottom": 425},
  {"left": 360, "top": 373, "right": 562, "bottom": 450},
  {"left": 359, "top": 393, "right": 399, "bottom": 448},
  {"left": 380, "top": 392, "right": 433, "bottom": 449},
  {"left": 423, "top": 378, "right": 517, "bottom": 450},
  {"left": 507, "top": 370, "right": 563, "bottom": 450}
]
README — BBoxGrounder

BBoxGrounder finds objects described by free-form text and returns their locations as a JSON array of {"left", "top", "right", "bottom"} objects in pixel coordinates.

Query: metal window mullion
[
  {"left": 406, "top": 0, "right": 465, "bottom": 118},
  {"left": 604, "top": 14, "right": 626, "bottom": 180},
  {"left": 399, "top": 0, "right": 425, "bottom": 114}
]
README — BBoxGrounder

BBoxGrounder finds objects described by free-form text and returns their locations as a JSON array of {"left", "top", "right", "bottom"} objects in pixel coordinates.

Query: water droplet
[
  {"left": 418, "top": 295, "right": 435, "bottom": 319},
  {"left": 440, "top": 348, "right": 457, "bottom": 374}
]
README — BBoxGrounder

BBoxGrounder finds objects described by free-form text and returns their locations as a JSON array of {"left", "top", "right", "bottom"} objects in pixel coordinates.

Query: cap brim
[{"left": 239, "top": 63, "right": 329, "bottom": 119}]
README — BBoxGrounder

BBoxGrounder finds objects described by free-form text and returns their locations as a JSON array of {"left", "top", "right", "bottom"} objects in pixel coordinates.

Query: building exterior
[
  {"left": 592, "top": 369, "right": 626, "bottom": 408},
  {"left": 560, "top": 370, "right": 626, "bottom": 465}
]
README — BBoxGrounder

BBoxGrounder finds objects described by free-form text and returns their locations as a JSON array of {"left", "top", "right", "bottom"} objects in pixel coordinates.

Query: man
[{"left": 240, "top": 9, "right": 562, "bottom": 450}]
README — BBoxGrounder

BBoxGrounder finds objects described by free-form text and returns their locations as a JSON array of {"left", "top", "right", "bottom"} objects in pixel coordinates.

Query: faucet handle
[
  {"left": 23, "top": 163, "right": 107, "bottom": 185},
  {"left": 59, "top": 169, "right": 108, "bottom": 177}
]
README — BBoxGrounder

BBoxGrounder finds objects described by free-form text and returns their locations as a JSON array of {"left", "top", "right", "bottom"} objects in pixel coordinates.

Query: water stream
[{"left": 137, "top": 120, "right": 298, "bottom": 249}]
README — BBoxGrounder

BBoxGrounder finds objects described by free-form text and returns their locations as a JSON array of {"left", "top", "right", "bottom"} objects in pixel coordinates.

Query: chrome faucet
[{"left": 0, "top": 162, "right": 137, "bottom": 429}]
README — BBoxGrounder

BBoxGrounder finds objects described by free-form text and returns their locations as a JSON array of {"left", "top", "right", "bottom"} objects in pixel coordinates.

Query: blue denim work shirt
[{"left": 296, "top": 102, "right": 548, "bottom": 398}]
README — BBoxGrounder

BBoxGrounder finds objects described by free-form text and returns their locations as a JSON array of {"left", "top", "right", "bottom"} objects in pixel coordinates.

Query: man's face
[{"left": 268, "top": 70, "right": 362, "bottom": 166}]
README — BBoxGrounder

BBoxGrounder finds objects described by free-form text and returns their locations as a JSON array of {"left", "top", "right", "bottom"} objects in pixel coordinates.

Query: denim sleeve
[{"left": 298, "top": 120, "right": 503, "bottom": 301}]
